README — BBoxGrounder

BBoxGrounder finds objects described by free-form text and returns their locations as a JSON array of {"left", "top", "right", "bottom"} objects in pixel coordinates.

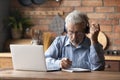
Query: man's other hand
[{"left": 60, "top": 58, "right": 72, "bottom": 69}]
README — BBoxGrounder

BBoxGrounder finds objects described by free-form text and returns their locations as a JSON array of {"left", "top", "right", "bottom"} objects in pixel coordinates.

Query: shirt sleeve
[
  {"left": 45, "top": 37, "right": 62, "bottom": 69},
  {"left": 89, "top": 43, "right": 105, "bottom": 71}
]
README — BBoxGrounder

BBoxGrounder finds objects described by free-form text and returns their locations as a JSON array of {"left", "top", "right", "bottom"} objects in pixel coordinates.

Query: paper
[{"left": 62, "top": 68, "right": 91, "bottom": 72}]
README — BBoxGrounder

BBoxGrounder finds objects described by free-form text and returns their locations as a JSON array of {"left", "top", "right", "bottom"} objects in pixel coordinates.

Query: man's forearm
[
  {"left": 46, "top": 58, "right": 61, "bottom": 69},
  {"left": 89, "top": 44, "right": 105, "bottom": 70}
]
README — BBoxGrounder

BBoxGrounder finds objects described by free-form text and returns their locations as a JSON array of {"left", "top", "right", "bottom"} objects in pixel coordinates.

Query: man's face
[{"left": 66, "top": 23, "right": 85, "bottom": 46}]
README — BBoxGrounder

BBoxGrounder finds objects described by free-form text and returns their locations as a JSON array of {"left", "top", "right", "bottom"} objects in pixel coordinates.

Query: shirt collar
[{"left": 64, "top": 38, "right": 70, "bottom": 46}]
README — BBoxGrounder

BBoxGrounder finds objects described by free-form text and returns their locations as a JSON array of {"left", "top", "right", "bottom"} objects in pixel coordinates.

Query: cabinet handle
[{"left": 105, "top": 64, "right": 111, "bottom": 68}]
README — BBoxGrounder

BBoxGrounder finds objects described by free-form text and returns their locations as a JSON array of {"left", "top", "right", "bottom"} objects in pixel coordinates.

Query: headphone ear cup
[
  {"left": 85, "top": 26, "right": 90, "bottom": 34},
  {"left": 64, "top": 26, "right": 67, "bottom": 33}
]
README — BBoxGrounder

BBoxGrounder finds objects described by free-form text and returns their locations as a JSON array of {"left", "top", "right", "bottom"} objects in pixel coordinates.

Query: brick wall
[{"left": 10, "top": 0, "right": 120, "bottom": 50}]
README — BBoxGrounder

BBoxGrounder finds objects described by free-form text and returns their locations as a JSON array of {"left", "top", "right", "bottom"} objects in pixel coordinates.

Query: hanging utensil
[
  {"left": 18, "top": 0, "right": 32, "bottom": 6},
  {"left": 32, "top": 0, "right": 46, "bottom": 5},
  {"left": 49, "top": 15, "right": 65, "bottom": 36}
]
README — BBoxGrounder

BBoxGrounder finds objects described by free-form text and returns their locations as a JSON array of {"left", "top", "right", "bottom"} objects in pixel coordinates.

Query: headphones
[{"left": 85, "top": 23, "right": 90, "bottom": 34}]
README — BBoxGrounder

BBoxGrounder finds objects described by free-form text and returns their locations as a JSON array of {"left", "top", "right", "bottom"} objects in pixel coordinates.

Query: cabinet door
[
  {"left": 0, "top": 57, "right": 12, "bottom": 68},
  {"left": 105, "top": 60, "right": 120, "bottom": 72}
]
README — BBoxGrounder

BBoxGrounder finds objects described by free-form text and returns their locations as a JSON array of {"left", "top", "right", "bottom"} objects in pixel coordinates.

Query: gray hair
[{"left": 65, "top": 10, "right": 89, "bottom": 27}]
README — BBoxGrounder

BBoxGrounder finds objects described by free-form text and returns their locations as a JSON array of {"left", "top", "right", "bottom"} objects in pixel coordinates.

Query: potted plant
[{"left": 8, "top": 9, "right": 33, "bottom": 39}]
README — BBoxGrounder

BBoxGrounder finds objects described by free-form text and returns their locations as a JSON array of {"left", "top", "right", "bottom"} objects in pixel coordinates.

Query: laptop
[{"left": 10, "top": 44, "right": 60, "bottom": 72}]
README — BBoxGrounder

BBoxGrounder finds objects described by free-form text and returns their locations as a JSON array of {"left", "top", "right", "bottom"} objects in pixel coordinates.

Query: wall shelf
[{"left": 24, "top": 11, "right": 64, "bottom": 16}]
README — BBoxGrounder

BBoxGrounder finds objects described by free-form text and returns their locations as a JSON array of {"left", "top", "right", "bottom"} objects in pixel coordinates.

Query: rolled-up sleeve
[{"left": 45, "top": 37, "right": 62, "bottom": 69}]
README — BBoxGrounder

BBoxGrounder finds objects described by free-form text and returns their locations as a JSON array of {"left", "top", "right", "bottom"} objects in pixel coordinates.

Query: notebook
[
  {"left": 62, "top": 68, "right": 91, "bottom": 72},
  {"left": 10, "top": 44, "right": 60, "bottom": 72}
]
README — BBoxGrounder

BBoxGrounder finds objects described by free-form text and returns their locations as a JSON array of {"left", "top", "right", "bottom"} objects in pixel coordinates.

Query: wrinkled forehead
[
  {"left": 66, "top": 22, "right": 85, "bottom": 31},
  {"left": 65, "top": 19, "right": 85, "bottom": 27}
]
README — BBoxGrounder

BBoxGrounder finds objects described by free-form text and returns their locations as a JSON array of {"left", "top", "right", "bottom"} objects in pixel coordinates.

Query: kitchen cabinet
[
  {"left": 105, "top": 56, "right": 120, "bottom": 72},
  {"left": 105, "top": 60, "right": 120, "bottom": 72},
  {"left": 0, "top": 53, "right": 12, "bottom": 68}
]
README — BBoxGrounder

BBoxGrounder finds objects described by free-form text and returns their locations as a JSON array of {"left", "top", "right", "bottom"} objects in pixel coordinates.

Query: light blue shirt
[{"left": 45, "top": 35, "right": 105, "bottom": 70}]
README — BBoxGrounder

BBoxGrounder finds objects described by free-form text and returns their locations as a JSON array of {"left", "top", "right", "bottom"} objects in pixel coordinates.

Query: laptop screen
[{"left": 10, "top": 45, "right": 48, "bottom": 71}]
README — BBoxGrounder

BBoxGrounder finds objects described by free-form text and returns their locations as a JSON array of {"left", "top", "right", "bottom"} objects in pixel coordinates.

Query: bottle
[{"left": 31, "top": 29, "right": 42, "bottom": 45}]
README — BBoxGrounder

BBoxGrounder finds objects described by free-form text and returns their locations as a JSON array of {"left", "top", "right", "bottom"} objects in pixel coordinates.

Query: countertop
[{"left": 0, "top": 53, "right": 120, "bottom": 61}]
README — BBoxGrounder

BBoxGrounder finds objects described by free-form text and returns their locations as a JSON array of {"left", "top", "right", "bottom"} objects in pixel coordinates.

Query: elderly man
[{"left": 45, "top": 10, "right": 105, "bottom": 71}]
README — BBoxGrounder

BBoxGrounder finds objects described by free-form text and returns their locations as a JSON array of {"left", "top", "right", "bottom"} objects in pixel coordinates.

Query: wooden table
[{"left": 0, "top": 69, "right": 120, "bottom": 80}]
